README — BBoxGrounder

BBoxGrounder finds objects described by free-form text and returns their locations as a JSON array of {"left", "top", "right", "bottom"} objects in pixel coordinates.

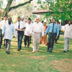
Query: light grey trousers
[
  {"left": 5, "top": 39, "right": 11, "bottom": 52},
  {"left": 32, "top": 32, "right": 41, "bottom": 51},
  {"left": 64, "top": 38, "right": 70, "bottom": 51}
]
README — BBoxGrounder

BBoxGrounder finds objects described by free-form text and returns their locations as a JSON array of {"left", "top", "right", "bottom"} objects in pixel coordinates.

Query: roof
[{"left": 32, "top": 7, "right": 53, "bottom": 14}]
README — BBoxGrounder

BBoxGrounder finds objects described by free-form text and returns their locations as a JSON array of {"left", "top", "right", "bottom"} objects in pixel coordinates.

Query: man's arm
[
  {"left": 56, "top": 25, "right": 59, "bottom": 37},
  {"left": 29, "top": 24, "right": 34, "bottom": 36},
  {"left": 2, "top": 24, "right": 5, "bottom": 37}
]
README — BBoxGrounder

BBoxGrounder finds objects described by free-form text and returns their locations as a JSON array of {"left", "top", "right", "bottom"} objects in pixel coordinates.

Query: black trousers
[
  {"left": 47, "top": 33, "right": 56, "bottom": 51},
  {"left": 24, "top": 35, "right": 31, "bottom": 47},
  {"left": 0, "top": 29, "right": 2, "bottom": 47},
  {"left": 18, "top": 31, "right": 24, "bottom": 50}
]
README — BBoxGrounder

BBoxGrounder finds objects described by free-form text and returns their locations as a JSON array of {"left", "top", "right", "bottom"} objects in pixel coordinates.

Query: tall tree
[
  {"left": 4, "top": 0, "right": 32, "bottom": 16},
  {"left": 38, "top": 0, "right": 72, "bottom": 23}
]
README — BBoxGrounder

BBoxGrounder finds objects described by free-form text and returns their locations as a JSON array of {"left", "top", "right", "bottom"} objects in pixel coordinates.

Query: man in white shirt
[
  {"left": 63, "top": 20, "right": 72, "bottom": 53},
  {"left": 29, "top": 18, "right": 44, "bottom": 52},
  {"left": 24, "top": 18, "right": 32, "bottom": 48},
  {"left": 0, "top": 16, "right": 8, "bottom": 48},
  {"left": 15, "top": 16, "right": 25, "bottom": 51},
  {"left": 2, "top": 18, "right": 15, "bottom": 54}
]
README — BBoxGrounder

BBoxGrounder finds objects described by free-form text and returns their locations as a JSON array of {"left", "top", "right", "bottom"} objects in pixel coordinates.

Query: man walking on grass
[
  {"left": 63, "top": 20, "right": 72, "bottom": 53},
  {"left": 0, "top": 16, "right": 8, "bottom": 48},
  {"left": 45, "top": 19, "right": 59, "bottom": 53},
  {"left": 24, "top": 18, "right": 32, "bottom": 48},
  {"left": 15, "top": 16, "right": 25, "bottom": 51},
  {"left": 29, "top": 18, "right": 44, "bottom": 53},
  {"left": 2, "top": 18, "right": 15, "bottom": 54}
]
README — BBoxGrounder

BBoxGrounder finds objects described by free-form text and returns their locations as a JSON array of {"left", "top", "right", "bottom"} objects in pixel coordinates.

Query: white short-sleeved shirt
[
  {"left": 25, "top": 23, "right": 32, "bottom": 36},
  {"left": 30, "top": 22, "right": 44, "bottom": 36},
  {"left": 15, "top": 21, "right": 25, "bottom": 31}
]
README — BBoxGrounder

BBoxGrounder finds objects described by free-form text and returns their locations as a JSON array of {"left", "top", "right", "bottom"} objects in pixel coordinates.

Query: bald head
[{"left": 36, "top": 18, "right": 40, "bottom": 23}]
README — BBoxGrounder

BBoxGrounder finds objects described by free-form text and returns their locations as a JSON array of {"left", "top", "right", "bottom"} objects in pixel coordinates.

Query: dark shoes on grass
[{"left": 47, "top": 48, "right": 53, "bottom": 53}]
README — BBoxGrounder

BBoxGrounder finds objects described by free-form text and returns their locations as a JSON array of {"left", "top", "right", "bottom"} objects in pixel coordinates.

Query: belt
[
  {"left": 49, "top": 32, "right": 56, "bottom": 34},
  {"left": 34, "top": 32, "right": 41, "bottom": 34}
]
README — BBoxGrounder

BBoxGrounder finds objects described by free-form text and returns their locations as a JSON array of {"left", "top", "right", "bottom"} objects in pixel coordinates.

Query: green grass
[{"left": 0, "top": 35, "right": 72, "bottom": 72}]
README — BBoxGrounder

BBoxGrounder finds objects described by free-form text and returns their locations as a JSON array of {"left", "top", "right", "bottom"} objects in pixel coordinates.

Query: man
[
  {"left": 15, "top": 16, "right": 25, "bottom": 51},
  {"left": 63, "top": 20, "right": 72, "bottom": 53},
  {"left": 29, "top": 18, "right": 44, "bottom": 52},
  {"left": 2, "top": 18, "right": 15, "bottom": 54},
  {"left": 0, "top": 28, "right": 2, "bottom": 49},
  {"left": 24, "top": 18, "right": 32, "bottom": 48},
  {"left": 55, "top": 21, "right": 61, "bottom": 43},
  {"left": 0, "top": 16, "right": 8, "bottom": 48},
  {"left": 45, "top": 19, "right": 59, "bottom": 53}
]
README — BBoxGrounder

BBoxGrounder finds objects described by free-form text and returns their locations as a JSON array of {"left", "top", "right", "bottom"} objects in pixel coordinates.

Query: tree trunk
[
  {"left": 4, "top": 0, "right": 32, "bottom": 16},
  {"left": 4, "top": 0, "right": 13, "bottom": 16}
]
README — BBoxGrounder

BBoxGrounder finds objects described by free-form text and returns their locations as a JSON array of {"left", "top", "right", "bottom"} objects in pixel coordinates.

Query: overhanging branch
[{"left": 9, "top": 0, "right": 33, "bottom": 11}]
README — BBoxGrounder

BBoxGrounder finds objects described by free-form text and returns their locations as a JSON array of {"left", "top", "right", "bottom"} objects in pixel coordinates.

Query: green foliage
[
  {"left": 38, "top": 0, "right": 72, "bottom": 22},
  {"left": 0, "top": 0, "right": 2, "bottom": 9},
  {"left": 37, "top": 0, "right": 41, "bottom": 4},
  {"left": 47, "top": 0, "right": 72, "bottom": 21}
]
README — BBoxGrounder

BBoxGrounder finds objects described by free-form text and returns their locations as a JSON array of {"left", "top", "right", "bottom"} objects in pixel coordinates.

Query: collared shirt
[
  {"left": 64, "top": 24, "right": 72, "bottom": 38},
  {"left": 0, "top": 20, "right": 8, "bottom": 29},
  {"left": 45, "top": 23, "right": 59, "bottom": 36},
  {"left": 15, "top": 21, "right": 25, "bottom": 31},
  {"left": 25, "top": 23, "right": 32, "bottom": 36},
  {"left": 2, "top": 23, "right": 15, "bottom": 40},
  {"left": 30, "top": 22, "right": 44, "bottom": 36}
]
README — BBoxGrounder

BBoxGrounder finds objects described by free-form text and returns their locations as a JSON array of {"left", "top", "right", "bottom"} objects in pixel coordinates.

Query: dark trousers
[
  {"left": 0, "top": 29, "right": 2, "bottom": 47},
  {"left": 55, "top": 30, "right": 61, "bottom": 43},
  {"left": 5, "top": 39, "right": 11, "bottom": 52},
  {"left": 47, "top": 33, "right": 56, "bottom": 51},
  {"left": 18, "top": 31, "right": 24, "bottom": 50},
  {"left": 24, "top": 35, "right": 31, "bottom": 47}
]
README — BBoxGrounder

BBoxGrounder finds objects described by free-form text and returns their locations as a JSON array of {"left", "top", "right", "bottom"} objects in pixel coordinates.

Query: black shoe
[
  {"left": 6, "top": 51, "right": 10, "bottom": 54},
  {"left": 25, "top": 46, "right": 26, "bottom": 48},
  {"left": 49, "top": 48, "right": 52, "bottom": 53},
  {"left": 63, "top": 50, "right": 67, "bottom": 53},
  {"left": 0, "top": 46, "right": 1, "bottom": 49},
  {"left": 67, "top": 50, "right": 69, "bottom": 52},
  {"left": 47, "top": 48, "right": 49, "bottom": 52},
  {"left": 27, "top": 46, "right": 29, "bottom": 48},
  {"left": 4, "top": 44, "right": 6, "bottom": 47},
  {"left": 18, "top": 49, "right": 21, "bottom": 51}
]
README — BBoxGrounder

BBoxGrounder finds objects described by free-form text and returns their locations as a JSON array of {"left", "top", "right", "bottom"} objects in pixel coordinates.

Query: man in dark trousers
[
  {"left": 45, "top": 19, "right": 59, "bottom": 53},
  {"left": 0, "top": 29, "right": 2, "bottom": 49},
  {"left": 24, "top": 18, "right": 32, "bottom": 48},
  {"left": 15, "top": 17, "right": 25, "bottom": 51},
  {"left": 0, "top": 16, "right": 8, "bottom": 48}
]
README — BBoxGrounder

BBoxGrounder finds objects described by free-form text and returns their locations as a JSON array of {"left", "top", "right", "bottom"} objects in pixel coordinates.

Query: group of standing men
[{"left": 0, "top": 16, "right": 72, "bottom": 54}]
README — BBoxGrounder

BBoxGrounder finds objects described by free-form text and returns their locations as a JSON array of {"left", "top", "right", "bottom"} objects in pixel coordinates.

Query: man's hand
[
  {"left": 29, "top": 34, "right": 31, "bottom": 36},
  {"left": 56, "top": 36, "right": 58, "bottom": 39},
  {"left": 2, "top": 34, "right": 4, "bottom": 37},
  {"left": 13, "top": 36, "right": 15, "bottom": 38},
  {"left": 15, "top": 29, "right": 22, "bottom": 31},
  {"left": 15, "top": 29, "right": 18, "bottom": 31}
]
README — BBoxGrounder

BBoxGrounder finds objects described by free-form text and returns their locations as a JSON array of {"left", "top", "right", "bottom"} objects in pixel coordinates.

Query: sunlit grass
[{"left": 0, "top": 35, "right": 72, "bottom": 72}]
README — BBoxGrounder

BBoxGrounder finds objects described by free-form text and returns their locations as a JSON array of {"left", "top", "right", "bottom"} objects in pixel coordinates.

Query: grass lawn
[{"left": 0, "top": 35, "right": 72, "bottom": 72}]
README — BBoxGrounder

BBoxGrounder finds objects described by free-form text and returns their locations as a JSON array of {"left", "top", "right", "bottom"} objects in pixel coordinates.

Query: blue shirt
[{"left": 45, "top": 23, "right": 59, "bottom": 36}]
